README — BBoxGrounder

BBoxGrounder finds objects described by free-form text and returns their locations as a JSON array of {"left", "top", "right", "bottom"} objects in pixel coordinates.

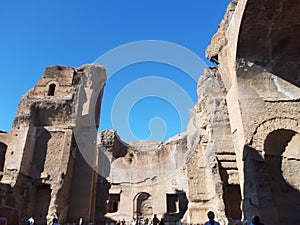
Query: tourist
[
  {"left": 159, "top": 218, "right": 164, "bottom": 225},
  {"left": 27, "top": 217, "right": 34, "bottom": 225},
  {"left": 204, "top": 211, "right": 220, "bottom": 225},
  {"left": 250, "top": 216, "right": 264, "bottom": 225},
  {"left": 0, "top": 217, "right": 7, "bottom": 225},
  {"left": 152, "top": 214, "right": 159, "bottom": 225},
  {"left": 122, "top": 218, "right": 126, "bottom": 225},
  {"left": 78, "top": 217, "right": 84, "bottom": 225},
  {"left": 52, "top": 218, "right": 60, "bottom": 225}
]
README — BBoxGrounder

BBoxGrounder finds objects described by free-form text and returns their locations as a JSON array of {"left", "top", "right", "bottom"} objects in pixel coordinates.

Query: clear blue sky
[{"left": 0, "top": 0, "right": 231, "bottom": 142}]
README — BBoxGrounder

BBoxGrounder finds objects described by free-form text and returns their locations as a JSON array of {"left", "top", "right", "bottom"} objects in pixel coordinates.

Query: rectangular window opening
[{"left": 166, "top": 194, "right": 178, "bottom": 214}]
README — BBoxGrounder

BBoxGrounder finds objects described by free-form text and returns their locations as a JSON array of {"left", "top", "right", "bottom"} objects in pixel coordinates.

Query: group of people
[
  {"left": 121, "top": 212, "right": 219, "bottom": 225},
  {"left": 204, "top": 211, "right": 264, "bottom": 225},
  {"left": 119, "top": 214, "right": 164, "bottom": 225},
  {"left": 24, "top": 216, "right": 60, "bottom": 225},
  {"left": 0, "top": 212, "right": 264, "bottom": 225}
]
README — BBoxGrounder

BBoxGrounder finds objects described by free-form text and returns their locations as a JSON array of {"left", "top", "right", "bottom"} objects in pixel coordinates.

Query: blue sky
[{"left": 0, "top": 1, "right": 231, "bottom": 142}]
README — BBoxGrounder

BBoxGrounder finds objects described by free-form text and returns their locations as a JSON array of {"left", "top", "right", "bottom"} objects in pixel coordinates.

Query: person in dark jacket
[{"left": 204, "top": 211, "right": 220, "bottom": 225}]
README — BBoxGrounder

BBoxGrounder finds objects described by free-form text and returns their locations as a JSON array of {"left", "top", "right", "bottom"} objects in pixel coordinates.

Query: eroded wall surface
[
  {"left": 207, "top": 0, "right": 300, "bottom": 224},
  {"left": 97, "top": 130, "right": 189, "bottom": 224},
  {"left": 0, "top": 65, "right": 106, "bottom": 225},
  {"left": 98, "top": 1, "right": 300, "bottom": 224},
  {"left": 0, "top": 1, "right": 299, "bottom": 225}
]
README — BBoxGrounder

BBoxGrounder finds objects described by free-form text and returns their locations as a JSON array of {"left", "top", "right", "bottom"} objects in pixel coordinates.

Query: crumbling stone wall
[
  {"left": 185, "top": 67, "right": 240, "bottom": 224},
  {"left": 97, "top": 131, "right": 189, "bottom": 224},
  {"left": 206, "top": 0, "right": 300, "bottom": 224},
  {"left": 0, "top": 65, "right": 106, "bottom": 225},
  {"left": 0, "top": 1, "right": 299, "bottom": 225}
]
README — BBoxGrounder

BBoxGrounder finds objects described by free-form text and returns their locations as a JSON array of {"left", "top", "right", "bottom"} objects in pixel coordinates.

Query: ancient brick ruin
[
  {"left": 0, "top": 0, "right": 299, "bottom": 225},
  {"left": 0, "top": 65, "right": 106, "bottom": 225}
]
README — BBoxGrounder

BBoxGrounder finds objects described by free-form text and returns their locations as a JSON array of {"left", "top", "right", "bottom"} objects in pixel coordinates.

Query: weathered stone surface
[
  {"left": 0, "top": 64, "right": 106, "bottom": 225},
  {"left": 205, "top": 1, "right": 300, "bottom": 224},
  {"left": 206, "top": 0, "right": 238, "bottom": 62},
  {"left": 185, "top": 68, "right": 237, "bottom": 224},
  {"left": 1, "top": 1, "right": 300, "bottom": 225},
  {"left": 96, "top": 132, "right": 189, "bottom": 223},
  {"left": 237, "top": 0, "right": 300, "bottom": 88}
]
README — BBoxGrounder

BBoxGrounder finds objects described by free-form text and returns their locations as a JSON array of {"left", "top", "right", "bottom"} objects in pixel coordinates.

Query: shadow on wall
[
  {"left": 0, "top": 183, "right": 19, "bottom": 225},
  {"left": 237, "top": 0, "right": 300, "bottom": 88},
  {"left": 163, "top": 190, "right": 189, "bottom": 222},
  {"left": 24, "top": 127, "right": 52, "bottom": 225},
  {"left": 30, "top": 128, "right": 51, "bottom": 178},
  {"left": 243, "top": 129, "right": 300, "bottom": 225},
  {"left": 0, "top": 142, "right": 7, "bottom": 179},
  {"left": 95, "top": 145, "right": 123, "bottom": 225},
  {"left": 218, "top": 161, "right": 242, "bottom": 221},
  {"left": 0, "top": 127, "right": 52, "bottom": 225}
]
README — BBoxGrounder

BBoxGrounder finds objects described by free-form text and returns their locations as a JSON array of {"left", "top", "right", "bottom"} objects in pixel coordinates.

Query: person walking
[
  {"left": 152, "top": 214, "right": 159, "bottom": 225},
  {"left": 204, "top": 211, "right": 220, "bottom": 225},
  {"left": 27, "top": 217, "right": 34, "bottom": 225},
  {"left": 159, "top": 218, "right": 164, "bottom": 225},
  {"left": 52, "top": 218, "right": 60, "bottom": 225},
  {"left": 250, "top": 216, "right": 264, "bottom": 225}
]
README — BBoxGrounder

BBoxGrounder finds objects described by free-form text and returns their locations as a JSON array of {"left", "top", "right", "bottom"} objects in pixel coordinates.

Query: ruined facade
[
  {"left": 0, "top": 65, "right": 106, "bottom": 225},
  {"left": 0, "top": 0, "right": 300, "bottom": 225},
  {"left": 96, "top": 1, "right": 300, "bottom": 225},
  {"left": 96, "top": 131, "right": 189, "bottom": 224}
]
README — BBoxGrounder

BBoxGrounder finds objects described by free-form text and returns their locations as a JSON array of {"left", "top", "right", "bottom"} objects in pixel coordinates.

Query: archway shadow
[
  {"left": 237, "top": 0, "right": 300, "bottom": 88},
  {"left": 243, "top": 134, "right": 300, "bottom": 225},
  {"left": 218, "top": 161, "right": 242, "bottom": 221},
  {"left": 95, "top": 142, "right": 128, "bottom": 225},
  {"left": 95, "top": 147, "right": 115, "bottom": 225}
]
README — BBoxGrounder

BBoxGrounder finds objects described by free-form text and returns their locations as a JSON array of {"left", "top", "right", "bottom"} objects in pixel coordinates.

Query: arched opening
[
  {"left": 166, "top": 194, "right": 178, "bottom": 213},
  {"left": 0, "top": 142, "right": 7, "bottom": 178},
  {"left": 264, "top": 129, "right": 300, "bottom": 225},
  {"left": 47, "top": 83, "right": 56, "bottom": 96},
  {"left": 133, "top": 192, "right": 152, "bottom": 219}
]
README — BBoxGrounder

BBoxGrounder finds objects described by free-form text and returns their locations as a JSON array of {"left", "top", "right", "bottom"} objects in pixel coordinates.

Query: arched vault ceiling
[{"left": 237, "top": 0, "right": 300, "bottom": 87}]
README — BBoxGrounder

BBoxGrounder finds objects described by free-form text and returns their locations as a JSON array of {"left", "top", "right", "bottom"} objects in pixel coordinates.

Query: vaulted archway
[
  {"left": 133, "top": 192, "right": 153, "bottom": 219},
  {"left": 264, "top": 129, "right": 300, "bottom": 225}
]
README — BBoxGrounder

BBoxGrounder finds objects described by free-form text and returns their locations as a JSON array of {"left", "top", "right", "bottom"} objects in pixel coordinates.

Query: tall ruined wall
[
  {"left": 0, "top": 64, "right": 106, "bottom": 225},
  {"left": 185, "top": 68, "right": 239, "bottom": 224},
  {"left": 206, "top": 0, "right": 300, "bottom": 224}
]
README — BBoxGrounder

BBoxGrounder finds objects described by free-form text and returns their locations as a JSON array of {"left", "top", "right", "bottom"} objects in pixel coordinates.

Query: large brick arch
[
  {"left": 213, "top": 0, "right": 300, "bottom": 87},
  {"left": 250, "top": 117, "right": 300, "bottom": 155},
  {"left": 237, "top": 0, "right": 300, "bottom": 87}
]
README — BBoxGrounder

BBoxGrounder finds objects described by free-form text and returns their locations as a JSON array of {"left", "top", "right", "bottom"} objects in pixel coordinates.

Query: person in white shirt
[{"left": 27, "top": 217, "right": 34, "bottom": 225}]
